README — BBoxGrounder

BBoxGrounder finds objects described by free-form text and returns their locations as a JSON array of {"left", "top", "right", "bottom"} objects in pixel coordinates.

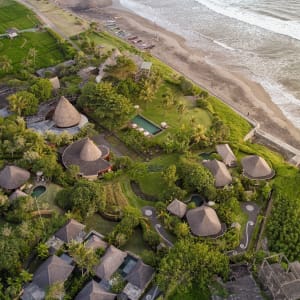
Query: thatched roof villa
[
  {"left": 216, "top": 144, "right": 237, "bottom": 167},
  {"left": 21, "top": 255, "right": 74, "bottom": 300},
  {"left": 186, "top": 206, "right": 222, "bottom": 237},
  {"left": 123, "top": 260, "right": 155, "bottom": 300},
  {"left": 27, "top": 96, "right": 88, "bottom": 135},
  {"left": 75, "top": 280, "right": 116, "bottom": 300},
  {"left": 95, "top": 245, "right": 127, "bottom": 281},
  {"left": 62, "top": 137, "right": 111, "bottom": 179},
  {"left": 167, "top": 199, "right": 187, "bottom": 218},
  {"left": 0, "top": 165, "right": 30, "bottom": 190},
  {"left": 54, "top": 219, "right": 86, "bottom": 244},
  {"left": 203, "top": 159, "right": 232, "bottom": 188},
  {"left": 241, "top": 155, "right": 275, "bottom": 180},
  {"left": 85, "top": 232, "right": 107, "bottom": 251}
]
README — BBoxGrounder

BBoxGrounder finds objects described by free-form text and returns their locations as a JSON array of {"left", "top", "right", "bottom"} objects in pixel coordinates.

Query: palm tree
[
  {"left": 0, "top": 55, "right": 12, "bottom": 73},
  {"left": 28, "top": 48, "right": 37, "bottom": 66},
  {"left": 45, "top": 282, "right": 65, "bottom": 300},
  {"left": 177, "top": 102, "right": 186, "bottom": 117}
]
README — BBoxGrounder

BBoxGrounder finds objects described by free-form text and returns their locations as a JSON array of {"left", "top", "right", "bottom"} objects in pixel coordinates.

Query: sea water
[{"left": 119, "top": 0, "right": 300, "bottom": 128}]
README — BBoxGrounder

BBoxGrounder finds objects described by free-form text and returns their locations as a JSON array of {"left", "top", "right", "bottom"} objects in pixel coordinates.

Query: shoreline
[
  {"left": 46, "top": 0, "right": 300, "bottom": 150},
  {"left": 80, "top": 2, "right": 300, "bottom": 149}
]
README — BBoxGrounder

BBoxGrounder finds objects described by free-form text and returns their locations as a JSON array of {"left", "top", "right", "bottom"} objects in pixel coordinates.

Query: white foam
[
  {"left": 195, "top": 0, "right": 300, "bottom": 41},
  {"left": 257, "top": 77, "right": 300, "bottom": 128},
  {"left": 213, "top": 40, "right": 235, "bottom": 51}
]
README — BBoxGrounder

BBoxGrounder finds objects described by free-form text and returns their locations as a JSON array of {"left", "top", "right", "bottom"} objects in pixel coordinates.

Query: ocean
[{"left": 119, "top": 0, "right": 300, "bottom": 128}]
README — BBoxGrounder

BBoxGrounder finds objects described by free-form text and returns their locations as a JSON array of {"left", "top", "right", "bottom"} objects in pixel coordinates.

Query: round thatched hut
[
  {"left": 241, "top": 155, "right": 275, "bottom": 180},
  {"left": 0, "top": 165, "right": 30, "bottom": 190},
  {"left": 62, "top": 138, "right": 111, "bottom": 179},
  {"left": 186, "top": 206, "right": 222, "bottom": 237}
]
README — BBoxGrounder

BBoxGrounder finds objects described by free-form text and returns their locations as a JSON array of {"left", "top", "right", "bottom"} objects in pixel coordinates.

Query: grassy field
[
  {"left": 0, "top": 31, "right": 66, "bottom": 75},
  {"left": 37, "top": 183, "right": 63, "bottom": 213},
  {"left": 23, "top": 0, "right": 89, "bottom": 37},
  {"left": 85, "top": 213, "right": 117, "bottom": 236},
  {"left": 0, "top": 0, "right": 38, "bottom": 33}
]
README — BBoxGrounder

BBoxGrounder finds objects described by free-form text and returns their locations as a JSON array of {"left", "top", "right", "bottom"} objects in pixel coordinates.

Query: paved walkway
[
  {"left": 141, "top": 206, "right": 174, "bottom": 248},
  {"left": 235, "top": 202, "right": 260, "bottom": 254}
]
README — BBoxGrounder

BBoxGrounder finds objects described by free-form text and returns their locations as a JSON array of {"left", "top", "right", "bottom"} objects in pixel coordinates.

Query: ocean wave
[
  {"left": 213, "top": 40, "right": 235, "bottom": 51},
  {"left": 194, "top": 0, "right": 300, "bottom": 41},
  {"left": 257, "top": 78, "right": 300, "bottom": 128}
]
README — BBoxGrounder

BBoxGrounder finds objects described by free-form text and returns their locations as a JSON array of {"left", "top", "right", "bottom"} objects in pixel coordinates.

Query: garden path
[
  {"left": 235, "top": 201, "right": 260, "bottom": 254},
  {"left": 142, "top": 206, "right": 174, "bottom": 248}
]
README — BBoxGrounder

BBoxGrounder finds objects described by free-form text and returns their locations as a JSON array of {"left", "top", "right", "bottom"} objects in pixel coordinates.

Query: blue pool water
[
  {"left": 132, "top": 115, "right": 161, "bottom": 135},
  {"left": 31, "top": 186, "right": 46, "bottom": 198}
]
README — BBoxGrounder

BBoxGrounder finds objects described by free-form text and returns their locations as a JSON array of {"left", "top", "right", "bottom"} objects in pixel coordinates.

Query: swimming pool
[
  {"left": 132, "top": 115, "right": 161, "bottom": 135},
  {"left": 31, "top": 186, "right": 46, "bottom": 198},
  {"left": 199, "top": 151, "right": 216, "bottom": 160},
  {"left": 190, "top": 194, "right": 206, "bottom": 206}
]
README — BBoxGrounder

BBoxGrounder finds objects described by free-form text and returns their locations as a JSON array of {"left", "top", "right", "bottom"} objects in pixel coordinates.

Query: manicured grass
[
  {"left": 119, "top": 177, "right": 152, "bottom": 209},
  {"left": 85, "top": 214, "right": 117, "bottom": 236},
  {"left": 170, "top": 284, "right": 211, "bottom": 300},
  {"left": 0, "top": 31, "right": 66, "bottom": 75},
  {"left": 37, "top": 183, "right": 63, "bottom": 213},
  {"left": 0, "top": 0, "right": 39, "bottom": 33},
  {"left": 209, "top": 96, "right": 252, "bottom": 143},
  {"left": 124, "top": 227, "right": 150, "bottom": 255},
  {"left": 137, "top": 172, "right": 164, "bottom": 199},
  {"left": 138, "top": 82, "right": 212, "bottom": 143}
]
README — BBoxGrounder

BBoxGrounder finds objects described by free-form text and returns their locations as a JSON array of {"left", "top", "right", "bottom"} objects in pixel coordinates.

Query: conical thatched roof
[
  {"left": 216, "top": 144, "right": 237, "bottom": 167},
  {"left": 167, "top": 199, "right": 187, "bottom": 218},
  {"left": 203, "top": 159, "right": 232, "bottom": 187},
  {"left": 9, "top": 189, "right": 28, "bottom": 201},
  {"left": 75, "top": 280, "right": 116, "bottom": 300},
  {"left": 186, "top": 206, "right": 221, "bottom": 237},
  {"left": 62, "top": 138, "right": 111, "bottom": 177},
  {"left": 80, "top": 138, "right": 102, "bottom": 161},
  {"left": 0, "top": 165, "right": 30, "bottom": 190},
  {"left": 52, "top": 96, "right": 81, "bottom": 128},
  {"left": 241, "top": 155, "right": 275, "bottom": 180},
  {"left": 95, "top": 245, "right": 126, "bottom": 280}
]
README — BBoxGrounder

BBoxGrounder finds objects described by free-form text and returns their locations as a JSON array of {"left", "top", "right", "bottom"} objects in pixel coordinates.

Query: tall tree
[
  {"left": 0, "top": 55, "right": 12, "bottom": 73},
  {"left": 8, "top": 91, "right": 38, "bottom": 116},
  {"left": 29, "top": 78, "right": 52, "bottom": 102}
]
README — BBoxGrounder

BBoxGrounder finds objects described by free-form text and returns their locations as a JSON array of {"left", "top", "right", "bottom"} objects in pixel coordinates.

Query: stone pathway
[
  {"left": 142, "top": 206, "right": 174, "bottom": 248},
  {"left": 236, "top": 202, "right": 260, "bottom": 254}
]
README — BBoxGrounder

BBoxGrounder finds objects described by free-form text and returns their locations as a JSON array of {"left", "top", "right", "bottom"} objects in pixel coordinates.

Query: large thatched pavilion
[
  {"left": 203, "top": 159, "right": 232, "bottom": 188},
  {"left": 186, "top": 206, "right": 223, "bottom": 237},
  {"left": 62, "top": 137, "right": 111, "bottom": 179},
  {"left": 0, "top": 165, "right": 30, "bottom": 190},
  {"left": 27, "top": 96, "right": 88, "bottom": 135},
  {"left": 241, "top": 155, "right": 275, "bottom": 180}
]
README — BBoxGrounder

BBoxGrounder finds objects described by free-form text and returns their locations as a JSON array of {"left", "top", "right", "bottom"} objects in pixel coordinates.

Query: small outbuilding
[
  {"left": 95, "top": 245, "right": 127, "bottom": 281},
  {"left": 62, "top": 137, "right": 111, "bottom": 179},
  {"left": 186, "top": 206, "right": 222, "bottom": 237},
  {"left": 9, "top": 189, "right": 28, "bottom": 201},
  {"left": 241, "top": 155, "right": 275, "bottom": 180},
  {"left": 6, "top": 28, "right": 18, "bottom": 39},
  {"left": 0, "top": 165, "right": 30, "bottom": 190},
  {"left": 167, "top": 199, "right": 187, "bottom": 218},
  {"left": 203, "top": 159, "right": 232, "bottom": 188},
  {"left": 75, "top": 280, "right": 116, "bottom": 300},
  {"left": 49, "top": 76, "right": 60, "bottom": 90},
  {"left": 216, "top": 144, "right": 237, "bottom": 167},
  {"left": 85, "top": 231, "right": 107, "bottom": 250}
]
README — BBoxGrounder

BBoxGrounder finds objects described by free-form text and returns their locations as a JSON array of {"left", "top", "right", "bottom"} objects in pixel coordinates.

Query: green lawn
[
  {"left": 85, "top": 214, "right": 117, "bottom": 236},
  {"left": 0, "top": 0, "right": 39, "bottom": 33},
  {"left": 124, "top": 227, "right": 150, "bottom": 255},
  {"left": 37, "top": 183, "right": 62, "bottom": 213},
  {"left": 170, "top": 284, "right": 211, "bottom": 300},
  {"left": 0, "top": 31, "right": 66, "bottom": 75}
]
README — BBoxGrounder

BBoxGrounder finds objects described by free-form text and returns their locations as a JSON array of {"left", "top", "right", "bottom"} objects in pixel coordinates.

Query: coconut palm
[
  {"left": 28, "top": 48, "right": 38, "bottom": 66},
  {"left": 0, "top": 55, "right": 12, "bottom": 73}
]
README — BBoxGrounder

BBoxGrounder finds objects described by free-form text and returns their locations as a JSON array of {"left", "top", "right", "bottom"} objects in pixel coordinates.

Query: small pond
[
  {"left": 190, "top": 194, "right": 206, "bottom": 207},
  {"left": 199, "top": 151, "right": 216, "bottom": 160},
  {"left": 31, "top": 186, "right": 46, "bottom": 198}
]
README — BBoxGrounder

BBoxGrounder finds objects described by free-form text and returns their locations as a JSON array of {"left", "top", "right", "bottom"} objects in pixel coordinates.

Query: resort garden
[{"left": 0, "top": 2, "right": 300, "bottom": 298}]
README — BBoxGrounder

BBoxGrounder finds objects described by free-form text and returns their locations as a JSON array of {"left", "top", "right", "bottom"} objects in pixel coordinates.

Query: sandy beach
[{"left": 58, "top": 0, "right": 300, "bottom": 149}]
